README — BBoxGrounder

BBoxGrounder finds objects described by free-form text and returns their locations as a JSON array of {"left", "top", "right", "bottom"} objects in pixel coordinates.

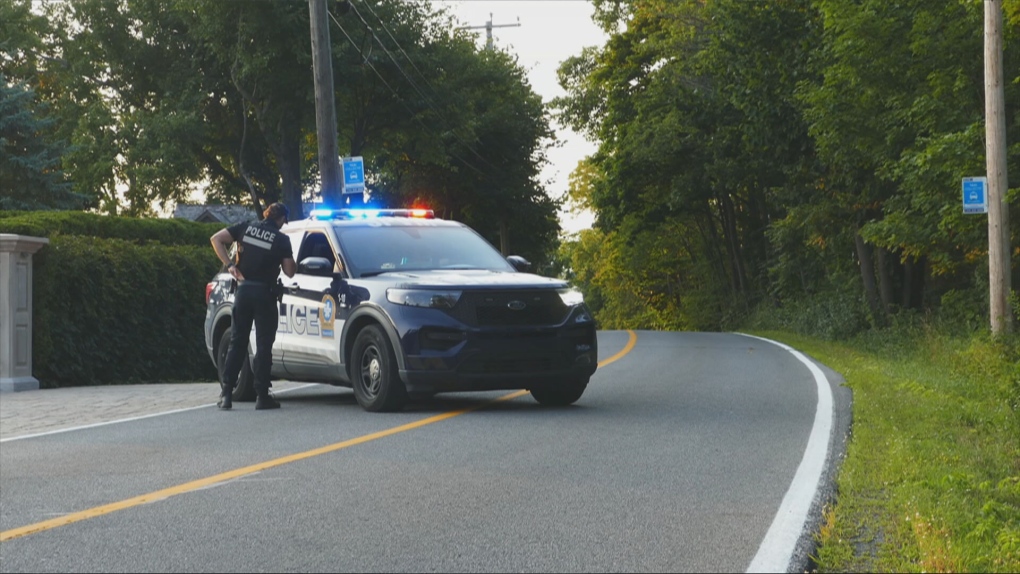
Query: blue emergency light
[{"left": 308, "top": 208, "right": 434, "bottom": 220}]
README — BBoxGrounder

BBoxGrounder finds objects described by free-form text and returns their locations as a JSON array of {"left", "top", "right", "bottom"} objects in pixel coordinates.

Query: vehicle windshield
[{"left": 334, "top": 224, "right": 515, "bottom": 277}]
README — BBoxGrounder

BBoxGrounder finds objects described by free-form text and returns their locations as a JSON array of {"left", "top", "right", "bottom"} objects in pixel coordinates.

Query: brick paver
[{"left": 0, "top": 381, "right": 309, "bottom": 440}]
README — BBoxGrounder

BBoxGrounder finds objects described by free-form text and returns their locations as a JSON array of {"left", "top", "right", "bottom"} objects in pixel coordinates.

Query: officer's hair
[{"left": 263, "top": 202, "right": 289, "bottom": 222}]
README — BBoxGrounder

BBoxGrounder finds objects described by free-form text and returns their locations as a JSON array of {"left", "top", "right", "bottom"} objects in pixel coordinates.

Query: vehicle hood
[{"left": 359, "top": 270, "right": 569, "bottom": 290}]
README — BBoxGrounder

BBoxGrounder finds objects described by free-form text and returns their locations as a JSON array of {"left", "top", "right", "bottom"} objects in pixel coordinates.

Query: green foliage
[
  {"left": 758, "top": 328, "right": 1020, "bottom": 572},
  {"left": 555, "top": 0, "right": 821, "bottom": 328},
  {"left": 0, "top": 210, "right": 223, "bottom": 246},
  {"left": 0, "top": 75, "right": 88, "bottom": 210},
  {"left": 554, "top": 0, "right": 1018, "bottom": 335},
  {"left": 13, "top": 0, "right": 559, "bottom": 261},
  {"left": 806, "top": 0, "right": 1004, "bottom": 277},
  {"left": 563, "top": 219, "right": 734, "bottom": 331},
  {"left": 0, "top": 211, "right": 224, "bottom": 387},
  {"left": 31, "top": 235, "right": 221, "bottom": 387},
  {"left": 374, "top": 45, "right": 561, "bottom": 265},
  {"left": 936, "top": 288, "right": 991, "bottom": 335},
  {"left": 748, "top": 280, "right": 871, "bottom": 340}
]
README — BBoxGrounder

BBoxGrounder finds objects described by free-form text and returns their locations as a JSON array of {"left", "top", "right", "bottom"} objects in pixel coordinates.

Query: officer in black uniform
[{"left": 210, "top": 202, "right": 297, "bottom": 410}]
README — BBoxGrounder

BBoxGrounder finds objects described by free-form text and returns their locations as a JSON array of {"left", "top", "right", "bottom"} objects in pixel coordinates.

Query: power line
[
  {"left": 327, "top": 9, "right": 401, "bottom": 105},
  {"left": 347, "top": 1, "right": 504, "bottom": 173},
  {"left": 348, "top": 0, "right": 433, "bottom": 106},
  {"left": 327, "top": 7, "right": 490, "bottom": 177},
  {"left": 330, "top": 3, "right": 531, "bottom": 179},
  {"left": 354, "top": 0, "right": 433, "bottom": 92}
]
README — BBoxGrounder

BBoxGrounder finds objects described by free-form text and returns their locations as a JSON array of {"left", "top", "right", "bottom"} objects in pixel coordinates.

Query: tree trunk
[
  {"left": 875, "top": 247, "right": 895, "bottom": 312},
  {"left": 855, "top": 232, "right": 886, "bottom": 327},
  {"left": 275, "top": 129, "right": 304, "bottom": 220},
  {"left": 697, "top": 214, "right": 733, "bottom": 297},
  {"left": 743, "top": 188, "right": 769, "bottom": 288},
  {"left": 719, "top": 193, "right": 747, "bottom": 293},
  {"left": 901, "top": 255, "right": 926, "bottom": 310},
  {"left": 235, "top": 103, "right": 263, "bottom": 215}
]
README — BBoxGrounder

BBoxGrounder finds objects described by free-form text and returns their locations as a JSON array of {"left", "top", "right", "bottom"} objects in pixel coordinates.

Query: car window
[
  {"left": 297, "top": 231, "right": 339, "bottom": 272},
  {"left": 335, "top": 225, "right": 514, "bottom": 277}
]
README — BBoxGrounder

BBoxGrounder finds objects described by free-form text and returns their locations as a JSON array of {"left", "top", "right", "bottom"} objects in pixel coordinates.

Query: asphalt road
[{"left": 0, "top": 330, "right": 850, "bottom": 573}]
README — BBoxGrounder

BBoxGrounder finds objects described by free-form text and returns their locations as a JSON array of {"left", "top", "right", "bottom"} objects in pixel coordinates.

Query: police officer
[{"left": 210, "top": 202, "right": 297, "bottom": 410}]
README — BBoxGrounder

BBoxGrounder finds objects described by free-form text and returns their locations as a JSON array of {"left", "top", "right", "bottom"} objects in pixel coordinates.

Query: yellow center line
[
  {"left": 600, "top": 329, "right": 637, "bottom": 367},
  {"left": 0, "top": 329, "right": 638, "bottom": 543}
]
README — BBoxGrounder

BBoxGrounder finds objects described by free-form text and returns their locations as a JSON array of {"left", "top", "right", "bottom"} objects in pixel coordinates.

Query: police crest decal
[{"left": 320, "top": 294, "right": 336, "bottom": 338}]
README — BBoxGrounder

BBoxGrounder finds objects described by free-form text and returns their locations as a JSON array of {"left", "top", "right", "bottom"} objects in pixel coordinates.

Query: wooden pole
[
  {"left": 309, "top": 0, "right": 342, "bottom": 205},
  {"left": 985, "top": 0, "right": 1012, "bottom": 335}
]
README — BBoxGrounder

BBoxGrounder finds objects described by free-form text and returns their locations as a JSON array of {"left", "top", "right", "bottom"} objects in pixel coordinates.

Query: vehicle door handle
[{"left": 288, "top": 282, "right": 300, "bottom": 289}]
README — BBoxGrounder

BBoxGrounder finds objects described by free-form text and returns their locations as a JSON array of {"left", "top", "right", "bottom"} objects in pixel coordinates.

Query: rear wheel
[
  {"left": 530, "top": 377, "right": 588, "bottom": 407},
  {"left": 351, "top": 325, "right": 407, "bottom": 412},
  {"left": 217, "top": 329, "right": 256, "bottom": 402}
]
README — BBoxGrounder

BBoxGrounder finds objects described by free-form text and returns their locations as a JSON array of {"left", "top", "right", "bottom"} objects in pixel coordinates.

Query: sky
[{"left": 430, "top": 0, "right": 609, "bottom": 234}]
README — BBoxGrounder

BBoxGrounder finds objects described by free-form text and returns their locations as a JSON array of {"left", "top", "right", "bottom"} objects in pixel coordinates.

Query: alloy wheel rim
[{"left": 361, "top": 346, "right": 382, "bottom": 396}]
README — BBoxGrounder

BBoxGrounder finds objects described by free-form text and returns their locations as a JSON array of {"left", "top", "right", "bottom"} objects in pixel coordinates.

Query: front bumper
[{"left": 396, "top": 309, "right": 598, "bottom": 393}]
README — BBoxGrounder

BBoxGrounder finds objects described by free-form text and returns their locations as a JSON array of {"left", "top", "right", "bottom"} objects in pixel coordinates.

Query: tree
[
  {"left": 555, "top": 0, "right": 1017, "bottom": 332},
  {"left": 0, "top": 76, "right": 87, "bottom": 210},
  {"left": 14, "top": 0, "right": 560, "bottom": 265},
  {"left": 801, "top": 0, "right": 1020, "bottom": 322},
  {"left": 330, "top": 3, "right": 561, "bottom": 262},
  {"left": 554, "top": 0, "right": 819, "bottom": 326}
]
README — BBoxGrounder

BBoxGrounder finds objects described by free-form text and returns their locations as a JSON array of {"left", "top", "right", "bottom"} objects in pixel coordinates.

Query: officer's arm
[
  {"left": 210, "top": 229, "right": 234, "bottom": 267},
  {"left": 281, "top": 257, "right": 297, "bottom": 278}
]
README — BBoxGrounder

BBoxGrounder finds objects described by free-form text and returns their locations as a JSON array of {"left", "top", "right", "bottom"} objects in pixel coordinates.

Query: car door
[{"left": 279, "top": 230, "right": 345, "bottom": 380}]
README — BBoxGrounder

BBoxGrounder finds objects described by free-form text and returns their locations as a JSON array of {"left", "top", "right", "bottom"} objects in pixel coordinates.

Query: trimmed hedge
[
  {"left": 30, "top": 235, "right": 222, "bottom": 386},
  {"left": 1, "top": 211, "right": 229, "bottom": 387},
  {"left": 0, "top": 210, "right": 223, "bottom": 245}
]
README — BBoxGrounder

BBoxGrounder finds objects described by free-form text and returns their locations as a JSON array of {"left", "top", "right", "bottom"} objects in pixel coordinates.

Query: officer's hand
[{"left": 229, "top": 266, "right": 245, "bottom": 281}]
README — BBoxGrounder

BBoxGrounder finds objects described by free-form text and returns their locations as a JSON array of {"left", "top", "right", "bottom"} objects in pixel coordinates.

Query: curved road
[{"left": 0, "top": 331, "right": 850, "bottom": 573}]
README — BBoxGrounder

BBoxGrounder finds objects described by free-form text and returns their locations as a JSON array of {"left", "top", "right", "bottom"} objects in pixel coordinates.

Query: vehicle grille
[
  {"left": 445, "top": 290, "right": 568, "bottom": 327},
  {"left": 458, "top": 352, "right": 568, "bottom": 374}
]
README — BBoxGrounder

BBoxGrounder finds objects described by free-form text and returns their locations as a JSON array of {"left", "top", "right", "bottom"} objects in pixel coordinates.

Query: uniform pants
[{"left": 222, "top": 281, "right": 278, "bottom": 395}]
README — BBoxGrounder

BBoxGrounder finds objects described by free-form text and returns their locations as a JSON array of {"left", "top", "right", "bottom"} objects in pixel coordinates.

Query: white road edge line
[
  {"left": 0, "top": 383, "right": 320, "bottom": 444},
  {"left": 738, "top": 333, "right": 834, "bottom": 574}
]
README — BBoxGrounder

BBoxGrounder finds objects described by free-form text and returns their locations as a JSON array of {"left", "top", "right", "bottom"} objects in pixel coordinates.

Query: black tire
[
  {"left": 351, "top": 324, "right": 407, "bottom": 412},
  {"left": 217, "top": 329, "right": 256, "bottom": 402},
  {"left": 530, "top": 377, "right": 589, "bottom": 407}
]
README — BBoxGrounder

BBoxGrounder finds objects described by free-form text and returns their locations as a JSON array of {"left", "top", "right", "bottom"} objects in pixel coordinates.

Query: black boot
[
  {"left": 255, "top": 391, "right": 280, "bottom": 410},
  {"left": 218, "top": 383, "right": 233, "bottom": 410}
]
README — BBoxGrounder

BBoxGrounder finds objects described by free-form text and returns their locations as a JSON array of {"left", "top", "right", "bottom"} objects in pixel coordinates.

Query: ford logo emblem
[{"left": 507, "top": 300, "right": 526, "bottom": 311}]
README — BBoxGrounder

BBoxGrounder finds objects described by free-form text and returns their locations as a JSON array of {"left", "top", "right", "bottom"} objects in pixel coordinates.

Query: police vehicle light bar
[{"left": 309, "top": 208, "right": 435, "bottom": 220}]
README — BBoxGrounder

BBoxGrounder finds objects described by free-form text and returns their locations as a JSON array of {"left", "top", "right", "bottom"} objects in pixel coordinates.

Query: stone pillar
[{"left": 0, "top": 234, "right": 49, "bottom": 392}]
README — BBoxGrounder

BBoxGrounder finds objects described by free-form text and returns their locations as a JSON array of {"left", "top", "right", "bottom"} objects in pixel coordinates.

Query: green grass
[{"left": 754, "top": 328, "right": 1020, "bottom": 572}]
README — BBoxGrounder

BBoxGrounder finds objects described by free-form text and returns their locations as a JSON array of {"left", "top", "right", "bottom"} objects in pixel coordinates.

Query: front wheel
[
  {"left": 530, "top": 377, "right": 589, "bottom": 407},
  {"left": 217, "top": 329, "right": 256, "bottom": 402},
  {"left": 351, "top": 325, "right": 407, "bottom": 412}
]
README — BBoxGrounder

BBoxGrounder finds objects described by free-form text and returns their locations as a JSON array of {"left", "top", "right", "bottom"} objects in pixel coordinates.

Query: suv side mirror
[
  {"left": 298, "top": 257, "right": 333, "bottom": 277},
  {"left": 506, "top": 255, "right": 531, "bottom": 272}
]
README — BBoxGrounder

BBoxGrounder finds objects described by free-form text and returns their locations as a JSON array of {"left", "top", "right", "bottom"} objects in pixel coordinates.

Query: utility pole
[
  {"left": 309, "top": 0, "right": 343, "bottom": 206},
  {"left": 985, "top": 0, "right": 1013, "bottom": 335},
  {"left": 458, "top": 13, "right": 521, "bottom": 51},
  {"left": 458, "top": 14, "right": 521, "bottom": 254}
]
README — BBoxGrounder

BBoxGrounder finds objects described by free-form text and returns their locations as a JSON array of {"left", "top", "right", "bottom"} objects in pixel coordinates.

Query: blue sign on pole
[
  {"left": 342, "top": 156, "right": 365, "bottom": 195},
  {"left": 962, "top": 177, "right": 988, "bottom": 215}
]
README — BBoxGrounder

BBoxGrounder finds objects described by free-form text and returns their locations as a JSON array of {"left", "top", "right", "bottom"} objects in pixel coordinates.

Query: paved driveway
[{"left": 0, "top": 381, "right": 311, "bottom": 440}]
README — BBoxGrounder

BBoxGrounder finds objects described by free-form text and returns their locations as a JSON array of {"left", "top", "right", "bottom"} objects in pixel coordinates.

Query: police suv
[{"left": 204, "top": 208, "right": 598, "bottom": 412}]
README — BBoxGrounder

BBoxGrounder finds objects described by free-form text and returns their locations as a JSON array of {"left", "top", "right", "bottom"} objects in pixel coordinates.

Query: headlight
[
  {"left": 558, "top": 288, "right": 584, "bottom": 307},
  {"left": 386, "top": 289, "right": 462, "bottom": 309}
]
